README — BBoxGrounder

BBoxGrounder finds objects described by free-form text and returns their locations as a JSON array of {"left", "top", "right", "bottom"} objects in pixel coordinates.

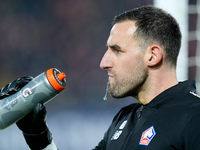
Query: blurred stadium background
[{"left": 0, "top": 0, "right": 199, "bottom": 149}]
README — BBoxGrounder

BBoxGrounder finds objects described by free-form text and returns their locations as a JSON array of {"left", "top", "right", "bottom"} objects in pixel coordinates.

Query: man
[{"left": 1, "top": 5, "right": 200, "bottom": 150}]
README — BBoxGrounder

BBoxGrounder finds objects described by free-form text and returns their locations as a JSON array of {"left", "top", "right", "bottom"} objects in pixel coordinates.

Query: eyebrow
[{"left": 106, "top": 44, "right": 122, "bottom": 50}]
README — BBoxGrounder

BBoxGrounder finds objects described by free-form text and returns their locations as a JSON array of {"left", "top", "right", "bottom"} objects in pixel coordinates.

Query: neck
[{"left": 136, "top": 67, "right": 178, "bottom": 105}]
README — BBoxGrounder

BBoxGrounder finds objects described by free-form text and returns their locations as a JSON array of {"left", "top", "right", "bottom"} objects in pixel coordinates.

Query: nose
[{"left": 100, "top": 50, "right": 112, "bottom": 69}]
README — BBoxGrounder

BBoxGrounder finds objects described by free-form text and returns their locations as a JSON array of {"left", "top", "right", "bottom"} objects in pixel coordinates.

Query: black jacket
[{"left": 94, "top": 80, "right": 200, "bottom": 150}]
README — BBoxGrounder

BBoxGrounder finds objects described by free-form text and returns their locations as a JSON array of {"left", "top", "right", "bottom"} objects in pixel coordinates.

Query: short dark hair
[{"left": 112, "top": 5, "right": 182, "bottom": 67}]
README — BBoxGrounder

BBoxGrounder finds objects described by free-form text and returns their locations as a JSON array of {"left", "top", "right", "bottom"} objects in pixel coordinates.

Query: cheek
[
  {"left": 120, "top": 55, "right": 139, "bottom": 71},
  {"left": 114, "top": 51, "right": 145, "bottom": 77},
  {"left": 123, "top": 55, "right": 145, "bottom": 77},
  {"left": 113, "top": 59, "right": 135, "bottom": 82}
]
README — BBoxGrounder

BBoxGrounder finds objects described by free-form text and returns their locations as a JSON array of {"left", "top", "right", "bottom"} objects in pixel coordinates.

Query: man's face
[{"left": 100, "top": 21, "right": 148, "bottom": 98}]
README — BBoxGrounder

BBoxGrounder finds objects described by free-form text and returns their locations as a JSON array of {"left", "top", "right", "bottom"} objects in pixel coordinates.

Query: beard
[{"left": 108, "top": 66, "right": 147, "bottom": 99}]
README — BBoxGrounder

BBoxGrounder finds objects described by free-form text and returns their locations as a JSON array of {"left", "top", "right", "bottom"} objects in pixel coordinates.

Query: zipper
[
  {"left": 122, "top": 105, "right": 145, "bottom": 150},
  {"left": 137, "top": 105, "right": 144, "bottom": 118}
]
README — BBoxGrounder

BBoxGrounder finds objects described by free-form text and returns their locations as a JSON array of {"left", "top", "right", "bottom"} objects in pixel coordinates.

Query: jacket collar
[{"left": 144, "top": 80, "right": 196, "bottom": 108}]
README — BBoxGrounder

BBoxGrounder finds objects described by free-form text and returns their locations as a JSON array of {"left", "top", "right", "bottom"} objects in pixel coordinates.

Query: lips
[
  {"left": 108, "top": 74, "right": 113, "bottom": 77},
  {"left": 108, "top": 71, "right": 115, "bottom": 77},
  {"left": 108, "top": 70, "right": 115, "bottom": 79}
]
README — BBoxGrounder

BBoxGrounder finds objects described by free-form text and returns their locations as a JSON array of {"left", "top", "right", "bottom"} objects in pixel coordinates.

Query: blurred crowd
[{"left": 0, "top": 0, "right": 152, "bottom": 106}]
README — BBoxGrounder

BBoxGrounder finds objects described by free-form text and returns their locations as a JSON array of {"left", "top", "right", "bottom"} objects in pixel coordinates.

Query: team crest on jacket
[{"left": 139, "top": 126, "right": 156, "bottom": 146}]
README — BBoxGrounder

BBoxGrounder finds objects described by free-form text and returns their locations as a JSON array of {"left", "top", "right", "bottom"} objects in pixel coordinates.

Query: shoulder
[
  {"left": 183, "top": 91, "right": 200, "bottom": 108},
  {"left": 180, "top": 92, "right": 200, "bottom": 126},
  {"left": 118, "top": 103, "right": 139, "bottom": 115},
  {"left": 112, "top": 103, "right": 138, "bottom": 124},
  {"left": 181, "top": 94, "right": 200, "bottom": 147},
  {"left": 188, "top": 91, "right": 200, "bottom": 101},
  {"left": 176, "top": 91, "right": 200, "bottom": 118}
]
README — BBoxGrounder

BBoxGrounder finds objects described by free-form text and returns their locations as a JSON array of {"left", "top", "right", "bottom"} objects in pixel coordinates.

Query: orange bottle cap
[{"left": 46, "top": 68, "right": 67, "bottom": 92}]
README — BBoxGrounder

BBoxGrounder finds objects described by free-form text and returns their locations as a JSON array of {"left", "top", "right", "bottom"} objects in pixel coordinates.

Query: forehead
[{"left": 107, "top": 21, "right": 137, "bottom": 46}]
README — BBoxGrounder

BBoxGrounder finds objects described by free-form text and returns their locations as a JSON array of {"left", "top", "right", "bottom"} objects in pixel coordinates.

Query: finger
[
  {"left": 1, "top": 83, "right": 9, "bottom": 93},
  {"left": 7, "top": 80, "right": 19, "bottom": 94},
  {"left": 0, "top": 84, "right": 10, "bottom": 99},
  {"left": 33, "top": 103, "right": 47, "bottom": 123},
  {"left": 16, "top": 76, "right": 34, "bottom": 89}
]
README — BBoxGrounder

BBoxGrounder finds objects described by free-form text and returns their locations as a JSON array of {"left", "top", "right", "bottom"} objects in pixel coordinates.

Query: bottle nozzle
[{"left": 57, "top": 72, "right": 66, "bottom": 81}]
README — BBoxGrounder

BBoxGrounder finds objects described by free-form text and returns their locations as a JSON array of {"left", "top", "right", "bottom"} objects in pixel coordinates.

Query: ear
[{"left": 146, "top": 45, "right": 163, "bottom": 67}]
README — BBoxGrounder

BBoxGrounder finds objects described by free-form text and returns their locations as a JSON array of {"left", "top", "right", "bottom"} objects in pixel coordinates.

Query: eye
[
  {"left": 112, "top": 47, "right": 122, "bottom": 53},
  {"left": 107, "top": 44, "right": 123, "bottom": 55},
  {"left": 113, "top": 48, "right": 123, "bottom": 54}
]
